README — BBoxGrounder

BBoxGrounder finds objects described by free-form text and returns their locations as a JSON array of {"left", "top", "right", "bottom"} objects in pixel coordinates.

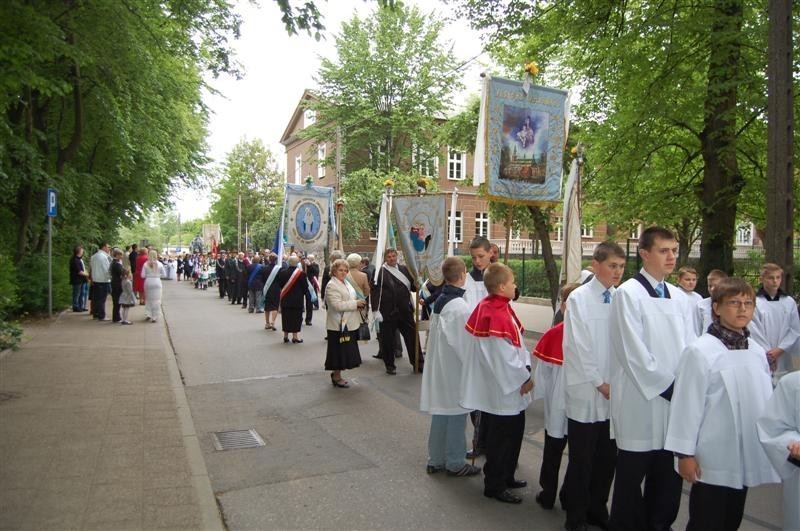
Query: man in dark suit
[
  {"left": 216, "top": 250, "right": 227, "bottom": 299},
  {"left": 226, "top": 251, "right": 239, "bottom": 303},
  {"left": 110, "top": 249, "right": 125, "bottom": 323},
  {"left": 128, "top": 244, "right": 138, "bottom": 272},
  {"left": 370, "top": 248, "right": 421, "bottom": 374},
  {"left": 304, "top": 254, "right": 320, "bottom": 325}
]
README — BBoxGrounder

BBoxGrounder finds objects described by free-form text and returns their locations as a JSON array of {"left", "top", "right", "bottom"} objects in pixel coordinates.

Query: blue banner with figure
[
  {"left": 475, "top": 76, "right": 570, "bottom": 206},
  {"left": 284, "top": 183, "right": 335, "bottom": 255}
]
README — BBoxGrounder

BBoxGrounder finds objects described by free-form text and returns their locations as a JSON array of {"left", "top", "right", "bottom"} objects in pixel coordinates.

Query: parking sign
[{"left": 47, "top": 188, "right": 57, "bottom": 217}]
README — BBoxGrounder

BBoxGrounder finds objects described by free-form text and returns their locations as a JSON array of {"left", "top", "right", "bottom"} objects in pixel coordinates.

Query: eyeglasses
[{"left": 723, "top": 300, "right": 755, "bottom": 309}]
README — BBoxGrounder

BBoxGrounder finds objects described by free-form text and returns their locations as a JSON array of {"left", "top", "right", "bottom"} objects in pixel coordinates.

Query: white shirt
[
  {"left": 533, "top": 359, "right": 567, "bottom": 438},
  {"left": 563, "top": 277, "right": 615, "bottom": 423},
  {"left": 695, "top": 297, "right": 713, "bottom": 337},
  {"left": 665, "top": 334, "right": 779, "bottom": 489},
  {"left": 757, "top": 371, "right": 800, "bottom": 531},
  {"left": 460, "top": 331, "right": 532, "bottom": 416},
  {"left": 420, "top": 297, "right": 472, "bottom": 415},
  {"left": 609, "top": 269, "right": 695, "bottom": 451},
  {"left": 90, "top": 249, "right": 112, "bottom": 283},
  {"left": 749, "top": 292, "right": 800, "bottom": 374},
  {"left": 463, "top": 274, "right": 488, "bottom": 311}
]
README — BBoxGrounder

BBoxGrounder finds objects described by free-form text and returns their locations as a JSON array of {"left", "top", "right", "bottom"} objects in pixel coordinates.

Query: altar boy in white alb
[
  {"left": 749, "top": 263, "right": 800, "bottom": 375},
  {"left": 607, "top": 227, "right": 696, "bottom": 531},
  {"left": 419, "top": 257, "right": 480, "bottom": 478},
  {"left": 757, "top": 371, "right": 800, "bottom": 531},
  {"left": 562, "top": 241, "right": 627, "bottom": 531},
  {"left": 665, "top": 278, "right": 779, "bottom": 530}
]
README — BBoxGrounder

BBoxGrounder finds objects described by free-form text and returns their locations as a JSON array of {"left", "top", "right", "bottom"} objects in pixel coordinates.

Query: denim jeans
[
  {"left": 72, "top": 283, "right": 88, "bottom": 310},
  {"left": 248, "top": 289, "right": 264, "bottom": 312},
  {"left": 427, "top": 413, "right": 468, "bottom": 472}
]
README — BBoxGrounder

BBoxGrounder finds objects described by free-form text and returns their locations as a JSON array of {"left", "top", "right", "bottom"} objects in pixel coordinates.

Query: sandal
[
  {"left": 291, "top": 338, "right": 303, "bottom": 343},
  {"left": 283, "top": 337, "right": 290, "bottom": 343}
]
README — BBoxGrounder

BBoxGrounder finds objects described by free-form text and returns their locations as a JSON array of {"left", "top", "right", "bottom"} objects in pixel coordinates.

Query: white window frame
[
  {"left": 447, "top": 147, "right": 466, "bottom": 180},
  {"left": 736, "top": 222, "right": 754, "bottom": 246},
  {"left": 448, "top": 210, "right": 463, "bottom": 243},
  {"left": 413, "top": 144, "right": 439, "bottom": 178},
  {"left": 630, "top": 225, "right": 642, "bottom": 240},
  {"left": 581, "top": 224, "right": 594, "bottom": 238},
  {"left": 304, "top": 109, "right": 315, "bottom": 127},
  {"left": 294, "top": 155, "right": 302, "bottom": 185},
  {"left": 317, "top": 144, "right": 326, "bottom": 179},
  {"left": 554, "top": 221, "right": 563, "bottom": 242},
  {"left": 475, "top": 212, "right": 490, "bottom": 238}
]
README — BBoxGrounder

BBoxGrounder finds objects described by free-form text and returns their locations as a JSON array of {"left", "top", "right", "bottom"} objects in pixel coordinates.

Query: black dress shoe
[
  {"left": 466, "top": 449, "right": 482, "bottom": 459},
  {"left": 372, "top": 353, "right": 382, "bottom": 359},
  {"left": 385, "top": 367, "right": 396, "bottom": 375},
  {"left": 484, "top": 490, "right": 522, "bottom": 504},
  {"left": 585, "top": 514, "right": 609, "bottom": 530},
  {"left": 535, "top": 491, "right": 554, "bottom": 510},
  {"left": 507, "top": 479, "right": 527, "bottom": 489}
]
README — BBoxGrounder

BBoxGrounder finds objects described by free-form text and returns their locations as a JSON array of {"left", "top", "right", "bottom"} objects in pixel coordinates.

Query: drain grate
[{"left": 211, "top": 428, "right": 266, "bottom": 451}]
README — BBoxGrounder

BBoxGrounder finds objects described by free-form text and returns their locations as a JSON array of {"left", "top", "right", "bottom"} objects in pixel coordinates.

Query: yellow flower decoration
[
  {"left": 570, "top": 146, "right": 578, "bottom": 155},
  {"left": 417, "top": 178, "right": 429, "bottom": 189},
  {"left": 383, "top": 179, "right": 395, "bottom": 187},
  {"left": 524, "top": 61, "right": 539, "bottom": 76}
]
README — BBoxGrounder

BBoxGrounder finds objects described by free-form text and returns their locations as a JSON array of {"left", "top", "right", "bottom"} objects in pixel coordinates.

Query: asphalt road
[{"left": 161, "top": 281, "right": 784, "bottom": 530}]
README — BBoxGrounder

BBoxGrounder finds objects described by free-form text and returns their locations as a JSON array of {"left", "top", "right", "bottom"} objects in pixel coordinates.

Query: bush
[
  {"left": 15, "top": 253, "right": 72, "bottom": 314},
  {"left": 0, "top": 254, "right": 21, "bottom": 351}
]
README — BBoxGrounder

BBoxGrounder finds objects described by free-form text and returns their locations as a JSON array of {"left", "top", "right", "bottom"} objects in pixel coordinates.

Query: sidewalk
[{"left": 0, "top": 306, "right": 221, "bottom": 530}]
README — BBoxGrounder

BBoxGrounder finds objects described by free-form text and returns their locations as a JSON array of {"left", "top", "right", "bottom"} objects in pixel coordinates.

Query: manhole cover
[{"left": 211, "top": 428, "right": 265, "bottom": 451}]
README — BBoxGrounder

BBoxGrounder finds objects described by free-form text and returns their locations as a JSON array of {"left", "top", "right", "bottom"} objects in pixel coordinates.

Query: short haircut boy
[
  {"left": 678, "top": 266, "right": 697, "bottom": 279},
  {"left": 469, "top": 236, "right": 491, "bottom": 251},
  {"left": 483, "top": 263, "right": 513, "bottom": 294},
  {"left": 711, "top": 277, "right": 755, "bottom": 306},
  {"left": 760, "top": 263, "right": 783, "bottom": 277},
  {"left": 442, "top": 257, "right": 467, "bottom": 284},
  {"left": 707, "top": 269, "right": 728, "bottom": 281},
  {"left": 593, "top": 241, "right": 626, "bottom": 262},
  {"left": 638, "top": 227, "right": 675, "bottom": 251}
]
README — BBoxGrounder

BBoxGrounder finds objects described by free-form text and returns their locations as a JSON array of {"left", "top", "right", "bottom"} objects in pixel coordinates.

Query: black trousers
[
  {"left": 470, "top": 410, "right": 489, "bottom": 453},
  {"left": 218, "top": 277, "right": 226, "bottom": 298},
  {"left": 539, "top": 430, "right": 568, "bottom": 506},
  {"left": 92, "top": 283, "right": 110, "bottom": 319},
  {"left": 564, "top": 419, "right": 616, "bottom": 527},
  {"left": 111, "top": 287, "right": 122, "bottom": 322},
  {"left": 228, "top": 281, "right": 237, "bottom": 302},
  {"left": 482, "top": 411, "right": 525, "bottom": 496},
  {"left": 379, "top": 312, "right": 420, "bottom": 370},
  {"left": 238, "top": 280, "right": 248, "bottom": 305},
  {"left": 609, "top": 449, "right": 682, "bottom": 531},
  {"left": 305, "top": 295, "right": 314, "bottom": 324},
  {"left": 686, "top": 482, "right": 747, "bottom": 531}
]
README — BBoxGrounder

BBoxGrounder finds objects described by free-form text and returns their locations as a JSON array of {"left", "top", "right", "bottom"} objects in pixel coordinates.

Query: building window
[
  {"left": 447, "top": 148, "right": 466, "bottom": 180},
  {"left": 630, "top": 225, "right": 642, "bottom": 240},
  {"left": 448, "top": 210, "right": 463, "bottom": 243},
  {"left": 413, "top": 144, "right": 438, "bottom": 178},
  {"left": 475, "top": 212, "right": 490, "bottom": 238},
  {"left": 304, "top": 109, "right": 315, "bottom": 127},
  {"left": 736, "top": 222, "right": 753, "bottom": 246},
  {"left": 554, "top": 222, "right": 563, "bottom": 242},
  {"left": 317, "top": 144, "right": 326, "bottom": 179},
  {"left": 294, "top": 155, "right": 302, "bottom": 185},
  {"left": 581, "top": 224, "right": 594, "bottom": 238}
]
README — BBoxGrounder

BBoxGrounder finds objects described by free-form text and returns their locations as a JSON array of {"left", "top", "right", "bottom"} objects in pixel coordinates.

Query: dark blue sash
[{"left": 633, "top": 273, "right": 670, "bottom": 299}]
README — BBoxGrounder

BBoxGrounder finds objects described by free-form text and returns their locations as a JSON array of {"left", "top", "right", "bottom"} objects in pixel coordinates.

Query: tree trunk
[
  {"left": 697, "top": 0, "right": 744, "bottom": 280},
  {"left": 528, "top": 206, "right": 559, "bottom": 309}
]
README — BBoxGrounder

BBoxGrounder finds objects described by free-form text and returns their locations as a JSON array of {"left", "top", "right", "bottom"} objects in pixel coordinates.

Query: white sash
[{"left": 383, "top": 264, "right": 411, "bottom": 291}]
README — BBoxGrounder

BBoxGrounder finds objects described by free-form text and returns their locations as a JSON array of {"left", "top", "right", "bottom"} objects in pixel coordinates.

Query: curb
[{"left": 159, "top": 317, "right": 224, "bottom": 531}]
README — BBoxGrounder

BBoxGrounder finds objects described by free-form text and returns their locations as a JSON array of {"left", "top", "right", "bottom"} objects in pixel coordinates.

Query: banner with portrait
[
  {"left": 285, "top": 183, "right": 335, "bottom": 256},
  {"left": 475, "top": 76, "right": 569, "bottom": 206},
  {"left": 392, "top": 194, "right": 446, "bottom": 286}
]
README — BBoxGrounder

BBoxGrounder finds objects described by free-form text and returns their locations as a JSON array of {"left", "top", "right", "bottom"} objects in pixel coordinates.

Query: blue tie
[
  {"left": 602, "top": 289, "right": 611, "bottom": 304},
  {"left": 655, "top": 282, "right": 665, "bottom": 298}
]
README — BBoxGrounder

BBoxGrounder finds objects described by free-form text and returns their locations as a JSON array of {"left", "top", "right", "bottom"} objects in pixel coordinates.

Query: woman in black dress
[
  {"left": 324, "top": 259, "right": 365, "bottom": 388},
  {"left": 262, "top": 253, "right": 281, "bottom": 330},
  {"left": 276, "top": 255, "right": 308, "bottom": 343}
]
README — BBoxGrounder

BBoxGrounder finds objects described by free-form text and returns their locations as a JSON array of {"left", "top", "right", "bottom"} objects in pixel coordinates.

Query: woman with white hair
[
  {"left": 325, "top": 258, "right": 366, "bottom": 387},
  {"left": 141, "top": 249, "right": 165, "bottom": 322},
  {"left": 346, "top": 253, "right": 371, "bottom": 326},
  {"left": 276, "top": 255, "right": 309, "bottom": 343}
]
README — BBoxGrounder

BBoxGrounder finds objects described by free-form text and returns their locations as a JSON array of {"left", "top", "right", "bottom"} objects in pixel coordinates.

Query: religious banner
[
  {"left": 284, "top": 183, "right": 335, "bottom": 255},
  {"left": 392, "top": 194, "right": 446, "bottom": 286},
  {"left": 474, "top": 76, "right": 570, "bottom": 205}
]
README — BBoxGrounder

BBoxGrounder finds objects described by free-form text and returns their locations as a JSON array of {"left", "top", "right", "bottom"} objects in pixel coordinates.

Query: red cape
[
  {"left": 532, "top": 322, "right": 563, "bottom": 366},
  {"left": 465, "top": 294, "right": 524, "bottom": 348}
]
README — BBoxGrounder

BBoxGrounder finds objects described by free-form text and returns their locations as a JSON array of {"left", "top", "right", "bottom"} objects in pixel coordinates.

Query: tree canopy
[{"left": 452, "top": 0, "right": 800, "bottom": 281}]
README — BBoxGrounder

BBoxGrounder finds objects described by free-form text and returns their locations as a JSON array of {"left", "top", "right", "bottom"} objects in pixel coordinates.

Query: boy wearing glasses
[
  {"left": 665, "top": 278, "right": 779, "bottom": 530},
  {"left": 749, "top": 263, "right": 800, "bottom": 375}
]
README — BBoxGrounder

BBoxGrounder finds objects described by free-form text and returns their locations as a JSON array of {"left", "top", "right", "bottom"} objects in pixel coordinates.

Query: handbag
[{"left": 357, "top": 313, "right": 371, "bottom": 341}]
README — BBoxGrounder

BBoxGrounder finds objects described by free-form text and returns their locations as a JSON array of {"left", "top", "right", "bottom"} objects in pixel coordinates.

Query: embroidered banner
[
  {"left": 284, "top": 183, "right": 335, "bottom": 255},
  {"left": 476, "top": 76, "right": 569, "bottom": 205},
  {"left": 392, "top": 194, "right": 446, "bottom": 286}
]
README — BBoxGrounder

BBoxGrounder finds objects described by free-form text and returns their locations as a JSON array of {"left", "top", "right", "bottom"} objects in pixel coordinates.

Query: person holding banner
[
  {"left": 371, "top": 248, "right": 422, "bottom": 375},
  {"left": 277, "top": 255, "right": 309, "bottom": 343}
]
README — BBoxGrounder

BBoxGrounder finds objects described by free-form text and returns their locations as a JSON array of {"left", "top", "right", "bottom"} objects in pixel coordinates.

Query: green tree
[
  {"left": 453, "top": 0, "right": 800, "bottom": 286},
  {"left": 302, "top": 3, "right": 461, "bottom": 174},
  {"left": 209, "top": 138, "right": 284, "bottom": 251}
]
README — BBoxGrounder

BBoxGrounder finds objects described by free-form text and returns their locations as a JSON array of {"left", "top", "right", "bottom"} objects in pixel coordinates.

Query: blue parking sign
[{"left": 47, "top": 188, "right": 57, "bottom": 217}]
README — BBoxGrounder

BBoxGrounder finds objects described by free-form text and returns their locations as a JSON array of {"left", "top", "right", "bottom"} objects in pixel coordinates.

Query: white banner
[{"left": 392, "top": 195, "right": 446, "bottom": 286}]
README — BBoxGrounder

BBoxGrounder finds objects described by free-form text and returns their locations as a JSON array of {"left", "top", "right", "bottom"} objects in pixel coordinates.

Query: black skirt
[
  {"left": 324, "top": 330, "right": 362, "bottom": 370},
  {"left": 265, "top": 283, "right": 280, "bottom": 311},
  {"left": 281, "top": 308, "right": 303, "bottom": 333}
]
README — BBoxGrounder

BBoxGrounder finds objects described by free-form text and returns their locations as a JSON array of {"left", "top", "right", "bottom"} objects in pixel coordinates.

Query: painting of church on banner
[{"left": 478, "top": 76, "right": 569, "bottom": 206}]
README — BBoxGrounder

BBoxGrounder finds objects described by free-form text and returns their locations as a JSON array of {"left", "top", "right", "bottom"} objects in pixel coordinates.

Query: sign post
[{"left": 46, "top": 188, "right": 57, "bottom": 318}]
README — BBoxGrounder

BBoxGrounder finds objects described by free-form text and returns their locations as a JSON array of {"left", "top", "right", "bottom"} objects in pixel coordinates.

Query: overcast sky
[{"left": 171, "top": 0, "right": 490, "bottom": 220}]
